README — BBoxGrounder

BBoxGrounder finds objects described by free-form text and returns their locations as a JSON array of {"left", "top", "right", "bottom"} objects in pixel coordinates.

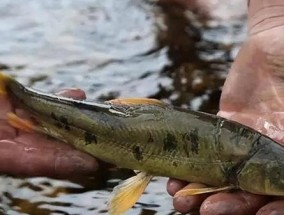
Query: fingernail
[
  {"left": 56, "top": 88, "right": 86, "bottom": 100},
  {"left": 167, "top": 179, "right": 188, "bottom": 196}
]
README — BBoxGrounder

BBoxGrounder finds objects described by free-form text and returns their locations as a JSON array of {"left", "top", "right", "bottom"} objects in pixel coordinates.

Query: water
[{"left": 0, "top": 0, "right": 247, "bottom": 214}]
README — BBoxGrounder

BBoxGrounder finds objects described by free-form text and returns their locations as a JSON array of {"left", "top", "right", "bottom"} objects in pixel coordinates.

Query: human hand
[
  {"left": 0, "top": 88, "right": 98, "bottom": 177},
  {"left": 167, "top": 0, "right": 284, "bottom": 214}
]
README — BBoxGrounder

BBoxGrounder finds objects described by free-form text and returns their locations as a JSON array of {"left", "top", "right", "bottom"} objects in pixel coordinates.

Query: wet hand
[
  {"left": 167, "top": 0, "right": 284, "bottom": 214},
  {"left": 0, "top": 88, "right": 98, "bottom": 177}
]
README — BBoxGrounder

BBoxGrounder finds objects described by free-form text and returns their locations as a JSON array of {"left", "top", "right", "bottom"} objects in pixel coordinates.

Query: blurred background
[{"left": 0, "top": 0, "right": 247, "bottom": 214}]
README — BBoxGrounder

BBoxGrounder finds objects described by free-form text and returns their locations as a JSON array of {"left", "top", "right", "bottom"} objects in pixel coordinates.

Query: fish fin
[
  {"left": 108, "top": 172, "right": 153, "bottom": 215},
  {"left": 0, "top": 72, "right": 10, "bottom": 95},
  {"left": 175, "top": 186, "right": 234, "bottom": 197},
  {"left": 108, "top": 98, "right": 166, "bottom": 107},
  {"left": 7, "top": 112, "right": 35, "bottom": 133}
]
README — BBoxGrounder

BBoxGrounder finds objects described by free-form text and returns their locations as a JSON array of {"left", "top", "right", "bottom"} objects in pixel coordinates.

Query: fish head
[{"left": 237, "top": 138, "right": 284, "bottom": 196}]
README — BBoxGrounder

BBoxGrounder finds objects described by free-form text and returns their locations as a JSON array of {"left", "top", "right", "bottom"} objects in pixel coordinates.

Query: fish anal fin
[
  {"left": 108, "top": 172, "right": 152, "bottom": 215},
  {"left": 108, "top": 98, "right": 166, "bottom": 107},
  {"left": 175, "top": 186, "right": 234, "bottom": 197},
  {"left": 7, "top": 113, "right": 36, "bottom": 133}
]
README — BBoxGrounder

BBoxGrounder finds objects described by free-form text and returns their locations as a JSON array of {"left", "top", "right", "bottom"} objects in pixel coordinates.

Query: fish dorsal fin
[
  {"left": 107, "top": 98, "right": 167, "bottom": 107},
  {"left": 108, "top": 172, "right": 153, "bottom": 215},
  {"left": 106, "top": 98, "right": 171, "bottom": 117}
]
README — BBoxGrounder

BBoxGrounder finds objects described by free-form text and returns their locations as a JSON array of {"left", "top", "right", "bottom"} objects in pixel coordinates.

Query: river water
[{"left": 0, "top": 0, "right": 247, "bottom": 214}]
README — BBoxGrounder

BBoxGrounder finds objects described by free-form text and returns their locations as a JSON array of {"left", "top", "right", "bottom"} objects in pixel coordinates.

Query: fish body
[{"left": 1, "top": 73, "right": 284, "bottom": 213}]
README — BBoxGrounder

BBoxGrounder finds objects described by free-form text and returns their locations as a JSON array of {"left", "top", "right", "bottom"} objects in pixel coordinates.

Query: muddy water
[{"left": 0, "top": 0, "right": 247, "bottom": 214}]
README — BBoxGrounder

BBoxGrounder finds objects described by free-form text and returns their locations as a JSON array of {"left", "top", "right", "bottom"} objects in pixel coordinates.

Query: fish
[{"left": 0, "top": 72, "right": 283, "bottom": 214}]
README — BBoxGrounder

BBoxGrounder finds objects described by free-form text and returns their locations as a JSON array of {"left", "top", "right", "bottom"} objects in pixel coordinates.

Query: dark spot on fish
[
  {"left": 148, "top": 133, "right": 154, "bottom": 143},
  {"left": 189, "top": 129, "right": 199, "bottom": 154},
  {"left": 51, "top": 112, "right": 58, "bottom": 120},
  {"left": 55, "top": 122, "right": 63, "bottom": 128},
  {"left": 64, "top": 124, "right": 71, "bottom": 131},
  {"left": 183, "top": 130, "right": 199, "bottom": 155},
  {"left": 182, "top": 133, "right": 191, "bottom": 157},
  {"left": 50, "top": 113, "right": 64, "bottom": 128},
  {"left": 222, "top": 164, "right": 240, "bottom": 185},
  {"left": 163, "top": 133, "right": 177, "bottom": 152},
  {"left": 132, "top": 146, "right": 143, "bottom": 161},
  {"left": 85, "top": 132, "right": 98, "bottom": 145},
  {"left": 59, "top": 116, "right": 68, "bottom": 124},
  {"left": 172, "top": 161, "right": 178, "bottom": 167},
  {"left": 59, "top": 116, "right": 71, "bottom": 130}
]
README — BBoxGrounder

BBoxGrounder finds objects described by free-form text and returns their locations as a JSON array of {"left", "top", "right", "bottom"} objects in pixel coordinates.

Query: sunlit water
[{"left": 0, "top": 0, "right": 247, "bottom": 214}]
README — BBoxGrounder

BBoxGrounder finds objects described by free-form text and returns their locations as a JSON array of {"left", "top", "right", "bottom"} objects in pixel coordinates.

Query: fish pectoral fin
[
  {"left": 107, "top": 98, "right": 166, "bottom": 107},
  {"left": 7, "top": 112, "right": 36, "bottom": 133},
  {"left": 174, "top": 186, "right": 234, "bottom": 197},
  {"left": 108, "top": 172, "right": 153, "bottom": 215}
]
